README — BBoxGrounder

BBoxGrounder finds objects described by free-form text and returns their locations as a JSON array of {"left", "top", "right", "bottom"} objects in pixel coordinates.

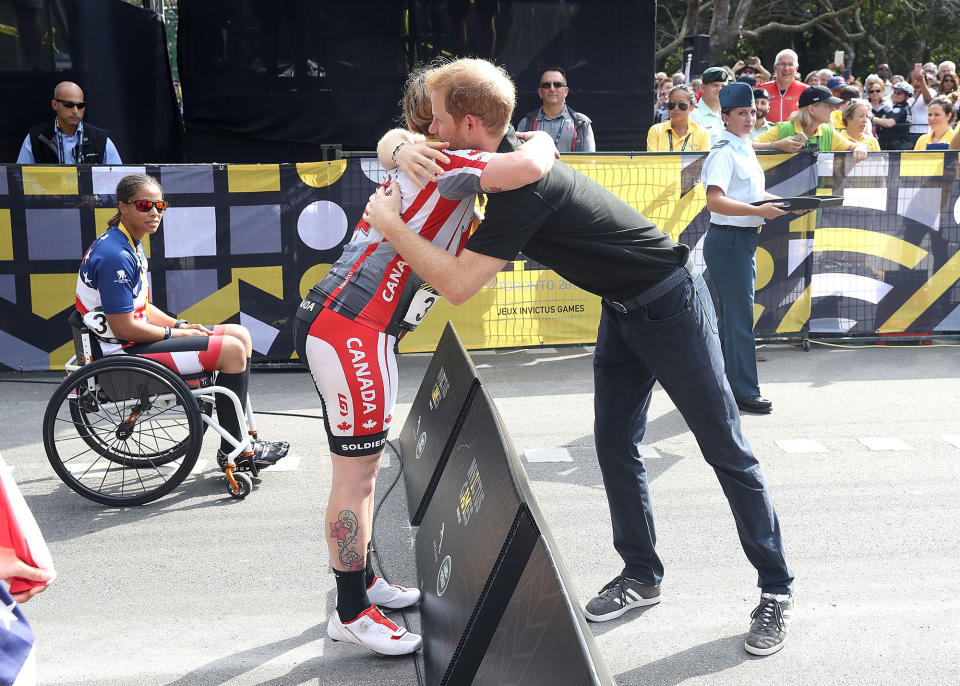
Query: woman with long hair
[
  {"left": 294, "top": 63, "right": 560, "bottom": 656},
  {"left": 914, "top": 96, "right": 956, "bottom": 149}
]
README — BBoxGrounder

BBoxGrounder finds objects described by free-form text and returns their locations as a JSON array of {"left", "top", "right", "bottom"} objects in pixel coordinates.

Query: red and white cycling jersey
[{"left": 312, "top": 148, "right": 495, "bottom": 336}]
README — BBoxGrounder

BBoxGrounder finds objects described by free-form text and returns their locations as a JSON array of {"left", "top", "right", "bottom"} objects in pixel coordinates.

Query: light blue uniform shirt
[
  {"left": 701, "top": 130, "right": 766, "bottom": 228},
  {"left": 690, "top": 98, "right": 725, "bottom": 146},
  {"left": 16, "top": 122, "right": 122, "bottom": 164}
]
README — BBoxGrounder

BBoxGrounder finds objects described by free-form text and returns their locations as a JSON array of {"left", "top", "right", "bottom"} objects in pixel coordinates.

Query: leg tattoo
[{"left": 329, "top": 509, "right": 364, "bottom": 571}]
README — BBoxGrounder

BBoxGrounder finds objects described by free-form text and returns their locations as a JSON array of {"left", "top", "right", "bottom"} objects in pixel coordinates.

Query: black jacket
[{"left": 28, "top": 121, "right": 110, "bottom": 163}]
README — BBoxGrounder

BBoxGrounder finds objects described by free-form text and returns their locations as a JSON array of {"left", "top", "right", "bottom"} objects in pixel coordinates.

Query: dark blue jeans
[{"left": 593, "top": 269, "right": 793, "bottom": 595}]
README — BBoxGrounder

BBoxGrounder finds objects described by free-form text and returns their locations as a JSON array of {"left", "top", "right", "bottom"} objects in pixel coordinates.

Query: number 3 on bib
[
  {"left": 401, "top": 284, "right": 440, "bottom": 330},
  {"left": 82, "top": 309, "right": 118, "bottom": 341}
]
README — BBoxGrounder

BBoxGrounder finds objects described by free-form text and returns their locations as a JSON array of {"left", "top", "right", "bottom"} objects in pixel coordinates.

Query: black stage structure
[
  {"left": 0, "top": 0, "right": 182, "bottom": 163},
  {"left": 176, "top": 0, "right": 657, "bottom": 161}
]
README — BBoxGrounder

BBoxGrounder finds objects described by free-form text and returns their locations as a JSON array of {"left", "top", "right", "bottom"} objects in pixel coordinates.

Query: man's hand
[
  {"left": 364, "top": 182, "right": 403, "bottom": 232},
  {"left": 0, "top": 547, "right": 52, "bottom": 604},
  {"left": 395, "top": 141, "right": 450, "bottom": 189}
]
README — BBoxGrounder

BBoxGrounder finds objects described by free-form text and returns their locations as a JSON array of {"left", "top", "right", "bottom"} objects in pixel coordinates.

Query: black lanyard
[
  {"left": 667, "top": 129, "right": 690, "bottom": 152},
  {"left": 55, "top": 120, "right": 81, "bottom": 163}
]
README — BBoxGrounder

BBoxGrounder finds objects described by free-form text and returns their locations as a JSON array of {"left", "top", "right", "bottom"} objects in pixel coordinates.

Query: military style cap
[
  {"left": 719, "top": 81, "right": 754, "bottom": 108},
  {"left": 701, "top": 67, "right": 731, "bottom": 84}
]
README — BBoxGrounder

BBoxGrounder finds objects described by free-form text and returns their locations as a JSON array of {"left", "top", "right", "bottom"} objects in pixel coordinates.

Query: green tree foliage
[{"left": 657, "top": 0, "right": 960, "bottom": 78}]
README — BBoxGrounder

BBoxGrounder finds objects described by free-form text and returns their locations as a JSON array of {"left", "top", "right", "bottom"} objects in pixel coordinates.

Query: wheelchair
[{"left": 42, "top": 311, "right": 263, "bottom": 506}]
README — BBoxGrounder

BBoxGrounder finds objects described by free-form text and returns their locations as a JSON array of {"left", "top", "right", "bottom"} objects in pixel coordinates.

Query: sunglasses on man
[
  {"left": 125, "top": 199, "right": 168, "bottom": 213},
  {"left": 666, "top": 102, "right": 690, "bottom": 110},
  {"left": 540, "top": 81, "right": 567, "bottom": 89},
  {"left": 55, "top": 99, "right": 87, "bottom": 109}
]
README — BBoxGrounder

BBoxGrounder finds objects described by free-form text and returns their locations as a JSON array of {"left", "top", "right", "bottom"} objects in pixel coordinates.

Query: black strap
[{"left": 667, "top": 130, "right": 691, "bottom": 152}]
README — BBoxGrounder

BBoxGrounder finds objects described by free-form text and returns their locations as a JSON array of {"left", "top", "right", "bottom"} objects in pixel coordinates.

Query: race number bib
[
  {"left": 82, "top": 309, "right": 120, "bottom": 342},
  {"left": 401, "top": 285, "right": 440, "bottom": 330}
]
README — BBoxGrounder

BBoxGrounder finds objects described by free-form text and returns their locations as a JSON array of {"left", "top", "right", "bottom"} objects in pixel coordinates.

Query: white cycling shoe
[
  {"left": 366, "top": 576, "right": 421, "bottom": 609},
  {"left": 327, "top": 605, "right": 423, "bottom": 656}
]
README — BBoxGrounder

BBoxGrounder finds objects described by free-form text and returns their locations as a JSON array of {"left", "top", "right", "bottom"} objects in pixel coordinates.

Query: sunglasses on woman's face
[
  {"left": 127, "top": 199, "right": 168, "bottom": 213},
  {"left": 667, "top": 102, "right": 690, "bottom": 110},
  {"left": 868, "top": 89, "right": 882, "bottom": 94}
]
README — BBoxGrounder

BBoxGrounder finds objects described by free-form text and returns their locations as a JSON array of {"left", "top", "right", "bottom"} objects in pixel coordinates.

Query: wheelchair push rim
[{"left": 43, "top": 356, "right": 204, "bottom": 506}]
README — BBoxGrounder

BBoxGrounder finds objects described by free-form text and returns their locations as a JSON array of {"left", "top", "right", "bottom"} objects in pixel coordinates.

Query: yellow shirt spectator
[
  {"left": 646, "top": 119, "right": 712, "bottom": 152},
  {"left": 837, "top": 130, "right": 881, "bottom": 151},
  {"left": 754, "top": 121, "right": 852, "bottom": 151},
  {"left": 914, "top": 128, "right": 955, "bottom": 149}
]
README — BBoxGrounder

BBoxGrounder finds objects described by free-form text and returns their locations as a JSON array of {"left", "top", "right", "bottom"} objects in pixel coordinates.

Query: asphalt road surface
[{"left": 1, "top": 340, "right": 958, "bottom": 685}]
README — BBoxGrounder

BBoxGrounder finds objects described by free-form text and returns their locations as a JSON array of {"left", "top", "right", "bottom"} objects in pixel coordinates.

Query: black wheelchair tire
[{"left": 43, "top": 356, "right": 203, "bottom": 506}]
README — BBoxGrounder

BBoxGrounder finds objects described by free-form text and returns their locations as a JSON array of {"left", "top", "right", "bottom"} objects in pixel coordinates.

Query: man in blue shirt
[{"left": 17, "top": 82, "right": 122, "bottom": 164}]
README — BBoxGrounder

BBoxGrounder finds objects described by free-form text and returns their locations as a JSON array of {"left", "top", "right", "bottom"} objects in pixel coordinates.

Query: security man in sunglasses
[
  {"left": 17, "top": 81, "right": 122, "bottom": 164},
  {"left": 517, "top": 67, "right": 596, "bottom": 152}
]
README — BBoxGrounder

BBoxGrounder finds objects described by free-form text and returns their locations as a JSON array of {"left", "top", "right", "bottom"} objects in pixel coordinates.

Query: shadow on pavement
[{"left": 615, "top": 634, "right": 762, "bottom": 685}]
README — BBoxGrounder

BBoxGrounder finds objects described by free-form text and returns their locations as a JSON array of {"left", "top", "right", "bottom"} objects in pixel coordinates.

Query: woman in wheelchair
[{"left": 75, "top": 173, "right": 288, "bottom": 473}]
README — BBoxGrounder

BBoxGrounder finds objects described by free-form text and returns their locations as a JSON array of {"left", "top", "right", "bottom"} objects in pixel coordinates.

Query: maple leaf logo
[
  {"left": 337, "top": 421, "right": 352, "bottom": 431},
  {"left": 362, "top": 419, "right": 377, "bottom": 429},
  {"left": 384, "top": 414, "right": 392, "bottom": 424},
  {"left": 329, "top": 521, "right": 350, "bottom": 541}
]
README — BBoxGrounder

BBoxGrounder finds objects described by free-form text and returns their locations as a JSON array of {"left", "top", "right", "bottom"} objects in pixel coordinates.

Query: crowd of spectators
[{"left": 649, "top": 53, "right": 960, "bottom": 153}]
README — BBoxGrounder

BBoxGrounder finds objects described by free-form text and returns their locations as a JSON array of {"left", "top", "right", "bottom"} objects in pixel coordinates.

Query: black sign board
[
  {"left": 399, "top": 321, "right": 480, "bottom": 524},
  {"left": 415, "top": 388, "right": 612, "bottom": 685}
]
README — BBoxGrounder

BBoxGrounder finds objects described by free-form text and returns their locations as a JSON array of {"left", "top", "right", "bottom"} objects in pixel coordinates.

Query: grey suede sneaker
[
  {"left": 744, "top": 593, "right": 794, "bottom": 656},
  {"left": 584, "top": 575, "right": 661, "bottom": 622}
]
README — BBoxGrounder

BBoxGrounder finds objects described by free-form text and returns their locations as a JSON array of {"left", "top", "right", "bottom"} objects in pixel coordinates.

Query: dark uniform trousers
[{"left": 592, "top": 267, "right": 794, "bottom": 595}]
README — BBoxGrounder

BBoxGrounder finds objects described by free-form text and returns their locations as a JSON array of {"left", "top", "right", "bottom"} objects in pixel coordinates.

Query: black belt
[
  {"left": 710, "top": 222, "right": 761, "bottom": 234},
  {"left": 603, "top": 258, "right": 695, "bottom": 314}
]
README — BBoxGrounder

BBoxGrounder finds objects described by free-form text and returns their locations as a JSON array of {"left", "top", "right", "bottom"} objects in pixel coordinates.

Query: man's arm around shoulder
[{"left": 479, "top": 130, "right": 557, "bottom": 192}]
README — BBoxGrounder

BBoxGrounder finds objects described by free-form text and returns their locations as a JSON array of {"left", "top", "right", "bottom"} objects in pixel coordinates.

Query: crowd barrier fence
[{"left": 2, "top": 151, "right": 959, "bottom": 371}]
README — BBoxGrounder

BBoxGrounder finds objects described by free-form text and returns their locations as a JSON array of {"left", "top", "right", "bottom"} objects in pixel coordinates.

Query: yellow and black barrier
[{"left": 2, "top": 151, "right": 959, "bottom": 370}]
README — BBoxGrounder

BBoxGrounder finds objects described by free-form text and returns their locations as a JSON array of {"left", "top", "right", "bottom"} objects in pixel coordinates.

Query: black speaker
[
  {"left": 398, "top": 321, "right": 481, "bottom": 524},
  {"left": 683, "top": 34, "right": 711, "bottom": 77}
]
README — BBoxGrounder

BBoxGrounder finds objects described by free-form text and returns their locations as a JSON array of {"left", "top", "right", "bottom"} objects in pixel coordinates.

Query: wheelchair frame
[{"left": 43, "top": 320, "right": 265, "bottom": 505}]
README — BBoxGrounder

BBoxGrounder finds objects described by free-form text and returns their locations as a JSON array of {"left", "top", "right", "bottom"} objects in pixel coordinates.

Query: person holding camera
[{"left": 733, "top": 56, "right": 771, "bottom": 83}]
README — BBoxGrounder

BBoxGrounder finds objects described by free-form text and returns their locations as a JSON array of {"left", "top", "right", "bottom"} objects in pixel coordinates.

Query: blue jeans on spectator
[
  {"left": 702, "top": 226, "right": 761, "bottom": 399},
  {"left": 593, "top": 268, "right": 793, "bottom": 595}
]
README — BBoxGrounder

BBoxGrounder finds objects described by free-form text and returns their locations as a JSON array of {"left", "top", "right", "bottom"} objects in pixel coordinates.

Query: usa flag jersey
[
  {"left": 75, "top": 225, "right": 148, "bottom": 355},
  {"left": 312, "top": 147, "right": 495, "bottom": 335}
]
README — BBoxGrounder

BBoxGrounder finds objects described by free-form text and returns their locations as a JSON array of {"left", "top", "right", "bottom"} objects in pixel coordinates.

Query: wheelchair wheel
[
  {"left": 226, "top": 471, "right": 252, "bottom": 499},
  {"left": 70, "top": 384, "right": 213, "bottom": 467},
  {"left": 43, "top": 356, "right": 203, "bottom": 506}
]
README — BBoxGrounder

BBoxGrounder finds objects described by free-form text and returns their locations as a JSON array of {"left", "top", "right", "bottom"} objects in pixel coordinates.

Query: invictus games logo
[
  {"left": 429, "top": 367, "right": 450, "bottom": 410},
  {"left": 415, "top": 431, "right": 427, "bottom": 459},
  {"left": 437, "top": 555, "right": 452, "bottom": 597}
]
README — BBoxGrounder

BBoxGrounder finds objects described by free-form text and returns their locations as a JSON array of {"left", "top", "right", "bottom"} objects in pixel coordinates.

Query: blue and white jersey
[{"left": 75, "top": 225, "right": 148, "bottom": 354}]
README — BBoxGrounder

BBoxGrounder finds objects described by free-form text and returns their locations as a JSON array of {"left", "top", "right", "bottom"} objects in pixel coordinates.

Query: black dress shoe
[{"left": 735, "top": 396, "right": 773, "bottom": 414}]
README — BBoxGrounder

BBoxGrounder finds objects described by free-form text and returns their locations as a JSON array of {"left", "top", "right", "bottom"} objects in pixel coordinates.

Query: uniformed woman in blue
[{"left": 701, "top": 82, "right": 787, "bottom": 414}]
